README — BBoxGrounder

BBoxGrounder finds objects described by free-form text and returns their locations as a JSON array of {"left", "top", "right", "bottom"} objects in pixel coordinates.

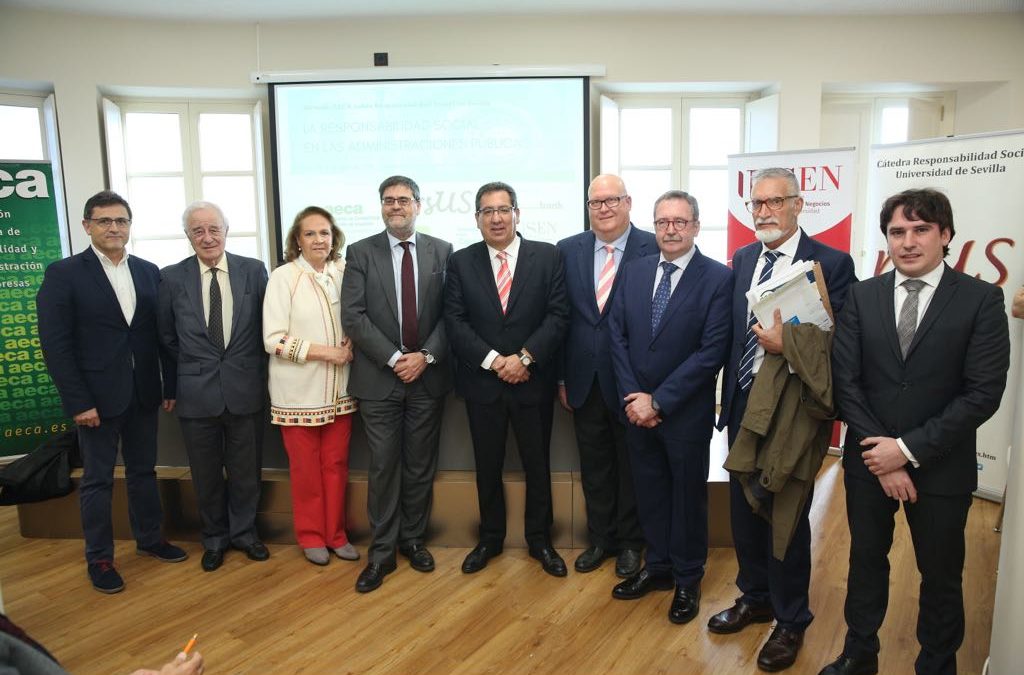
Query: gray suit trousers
[
  {"left": 179, "top": 410, "right": 263, "bottom": 551},
  {"left": 361, "top": 379, "right": 444, "bottom": 564}
]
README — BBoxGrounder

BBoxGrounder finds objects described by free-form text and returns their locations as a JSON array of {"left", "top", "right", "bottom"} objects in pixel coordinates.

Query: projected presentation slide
[{"left": 271, "top": 77, "right": 587, "bottom": 254}]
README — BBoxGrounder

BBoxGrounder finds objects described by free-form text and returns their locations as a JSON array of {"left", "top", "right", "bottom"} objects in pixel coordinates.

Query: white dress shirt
[
  {"left": 92, "top": 244, "right": 136, "bottom": 324},
  {"left": 199, "top": 254, "right": 233, "bottom": 348},
  {"left": 651, "top": 247, "right": 697, "bottom": 299}
]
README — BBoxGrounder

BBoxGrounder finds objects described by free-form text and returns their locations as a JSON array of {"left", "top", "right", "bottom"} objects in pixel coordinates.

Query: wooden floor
[{"left": 0, "top": 458, "right": 1000, "bottom": 675}]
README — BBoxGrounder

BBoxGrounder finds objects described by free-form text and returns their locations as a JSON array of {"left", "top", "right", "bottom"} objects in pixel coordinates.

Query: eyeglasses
[
  {"left": 382, "top": 197, "right": 417, "bottom": 207},
  {"left": 586, "top": 195, "right": 627, "bottom": 210},
  {"left": 476, "top": 206, "right": 516, "bottom": 218},
  {"left": 87, "top": 217, "right": 132, "bottom": 229},
  {"left": 188, "top": 226, "right": 225, "bottom": 240},
  {"left": 654, "top": 218, "right": 696, "bottom": 231},
  {"left": 744, "top": 195, "right": 799, "bottom": 213}
]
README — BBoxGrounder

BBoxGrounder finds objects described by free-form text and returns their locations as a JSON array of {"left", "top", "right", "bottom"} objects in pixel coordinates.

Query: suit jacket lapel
[
  {"left": 226, "top": 253, "right": 246, "bottom": 344},
  {"left": 82, "top": 248, "right": 125, "bottom": 325},
  {"left": 792, "top": 229, "right": 813, "bottom": 263},
  {"left": 182, "top": 256, "right": 206, "bottom": 337},
  {"left": 653, "top": 250, "right": 705, "bottom": 340},
  {"left": 415, "top": 234, "right": 435, "bottom": 320},
  {"left": 876, "top": 271, "right": 902, "bottom": 362},
  {"left": 636, "top": 257, "right": 657, "bottom": 340},
  {"left": 505, "top": 238, "right": 532, "bottom": 316},
  {"left": 370, "top": 232, "right": 400, "bottom": 323},
  {"left": 577, "top": 232, "right": 598, "bottom": 320},
  {"left": 470, "top": 242, "right": 504, "bottom": 316},
  {"left": 906, "top": 265, "right": 957, "bottom": 359}
]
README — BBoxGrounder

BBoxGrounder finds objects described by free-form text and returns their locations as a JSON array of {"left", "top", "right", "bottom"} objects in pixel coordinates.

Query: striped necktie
[
  {"left": 897, "top": 279, "right": 925, "bottom": 358},
  {"left": 737, "top": 250, "right": 780, "bottom": 391},
  {"left": 595, "top": 244, "right": 616, "bottom": 313},
  {"left": 496, "top": 251, "right": 511, "bottom": 314},
  {"left": 651, "top": 261, "right": 678, "bottom": 330}
]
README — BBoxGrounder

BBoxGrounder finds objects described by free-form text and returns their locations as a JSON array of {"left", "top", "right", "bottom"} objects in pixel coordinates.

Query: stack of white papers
[{"left": 745, "top": 260, "right": 833, "bottom": 331}]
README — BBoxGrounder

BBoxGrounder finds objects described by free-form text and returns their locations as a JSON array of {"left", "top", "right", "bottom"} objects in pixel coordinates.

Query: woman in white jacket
[{"left": 263, "top": 206, "right": 359, "bottom": 566}]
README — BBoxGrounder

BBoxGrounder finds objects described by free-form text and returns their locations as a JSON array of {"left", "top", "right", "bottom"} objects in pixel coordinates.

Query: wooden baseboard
[{"left": 17, "top": 468, "right": 733, "bottom": 548}]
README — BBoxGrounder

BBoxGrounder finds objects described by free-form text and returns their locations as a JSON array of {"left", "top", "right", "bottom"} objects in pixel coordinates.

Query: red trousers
[{"left": 280, "top": 415, "right": 352, "bottom": 549}]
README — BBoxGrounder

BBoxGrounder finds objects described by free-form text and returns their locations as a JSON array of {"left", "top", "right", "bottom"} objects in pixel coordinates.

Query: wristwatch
[
  {"left": 518, "top": 350, "right": 533, "bottom": 367},
  {"left": 420, "top": 349, "right": 435, "bottom": 365}
]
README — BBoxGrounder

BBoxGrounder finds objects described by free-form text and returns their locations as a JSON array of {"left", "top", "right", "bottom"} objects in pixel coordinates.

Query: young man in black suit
[
  {"left": 823, "top": 188, "right": 1010, "bottom": 675},
  {"left": 444, "top": 181, "right": 569, "bottom": 577}
]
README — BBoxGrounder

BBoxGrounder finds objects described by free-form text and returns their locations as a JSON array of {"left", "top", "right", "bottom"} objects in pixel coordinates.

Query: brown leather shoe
[
  {"left": 757, "top": 626, "right": 804, "bottom": 672},
  {"left": 707, "top": 599, "right": 775, "bottom": 634}
]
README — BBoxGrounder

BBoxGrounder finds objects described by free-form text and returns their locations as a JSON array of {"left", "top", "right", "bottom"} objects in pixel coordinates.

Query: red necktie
[
  {"left": 399, "top": 241, "right": 418, "bottom": 350},
  {"left": 496, "top": 251, "right": 511, "bottom": 314}
]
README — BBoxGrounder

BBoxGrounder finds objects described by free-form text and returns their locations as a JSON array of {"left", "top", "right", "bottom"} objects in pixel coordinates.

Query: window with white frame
[
  {"left": 0, "top": 94, "right": 46, "bottom": 160},
  {"left": 600, "top": 95, "right": 747, "bottom": 264},
  {"left": 103, "top": 99, "right": 269, "bottom": 270}
]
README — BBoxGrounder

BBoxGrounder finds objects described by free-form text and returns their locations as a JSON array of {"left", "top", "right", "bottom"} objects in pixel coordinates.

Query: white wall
[{"left": 1, "top": 8, "right": 1022, "bottom": 252}]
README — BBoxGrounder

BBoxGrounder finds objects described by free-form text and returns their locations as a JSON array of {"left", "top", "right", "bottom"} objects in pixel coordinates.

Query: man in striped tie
[
  {"left": 556, "top": 175, "right": 656, "bottom": 578},
  {"left": 445, "top": 182, "right": 570, "bottom": 578},
  {"left": 713, "top": 168, "right": 856, "bottom": 672}
]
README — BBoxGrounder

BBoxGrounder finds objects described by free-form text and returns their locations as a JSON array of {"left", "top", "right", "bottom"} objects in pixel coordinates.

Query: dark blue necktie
[
  {"left": 651, "top": 261, "right": 678, "bottom": 331},
  {"left": 737, "top": 250, "right": 780, "bottom": 391}
]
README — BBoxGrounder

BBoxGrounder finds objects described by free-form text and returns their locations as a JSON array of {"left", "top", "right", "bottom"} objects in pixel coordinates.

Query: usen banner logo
[{"left": 726, "top": 148, "right": 856, "bottom": 261}]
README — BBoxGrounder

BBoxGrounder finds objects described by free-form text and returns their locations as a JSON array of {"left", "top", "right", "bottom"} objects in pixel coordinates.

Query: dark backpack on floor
[{"left": 0, "top": 431, "right": 80, "bottom": 506}]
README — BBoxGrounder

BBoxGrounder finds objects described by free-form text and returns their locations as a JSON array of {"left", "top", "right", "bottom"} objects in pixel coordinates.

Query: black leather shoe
[
  {"left": 707, "top": 599, "right": 775, "bottom": 634},
  {"left": 355, "top": 561, "right": 397, "bottom": 593},
  {"left": 612, "top": 567, "right": 674, "bottom": 599},
  {"left": 574, "top": 546, "right": 610, "bottom": 573},
  {"left": 757, "top": 626, "right": 804, "bottom": 671},
  {"left": 668, "top": 584, "right": 701, "bottom": 624},
  {"left": 615, "top": 548, "right": 642, "bottom": 578},
  {"left": 462, "top": 543, "right": 503, "bottom": 574},
  {"left": 235, "top": 541, "right": 270, "bottom": 562},
  {"left": 818, "top": 654, "right": 878, "bottom": 675},
  {"left": 399, "top": 544, "right": 435, "bottom": 573},
  {"left": 201, "top": 549, "right": 225, "bottom": 572},
  {"left": 530, "top": 546, "right": 567, "bottom": 577}
]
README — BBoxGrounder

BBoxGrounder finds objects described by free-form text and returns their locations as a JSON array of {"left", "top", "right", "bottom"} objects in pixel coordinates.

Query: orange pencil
[{"left": 182, "top": 634, "right": 198, "bottom": 655}]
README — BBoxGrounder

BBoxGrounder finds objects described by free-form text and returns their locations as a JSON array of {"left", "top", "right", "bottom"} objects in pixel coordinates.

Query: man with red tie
[{"left": 341, "top": 176, "right": 454, "bottom": 593}]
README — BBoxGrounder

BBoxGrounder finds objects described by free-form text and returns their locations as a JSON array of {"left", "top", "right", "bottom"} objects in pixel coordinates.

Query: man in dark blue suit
[
  {"left": 711, "top": 168, "right": 856, "bottom": 671},
  {"left": 37, "top": 191, "right": 187, "bottom": 594},
  {"left": 445, "top": 181, "right": 570, "bottom": 578},
  {"left": 556, "top": 174, "right": 656, "bottom": 578},
  {"left": 159, "top": 201, "right": 270, "bottom": 573},
  {"left": 608, "top": 189, "right": 732, "bottom": 625}
]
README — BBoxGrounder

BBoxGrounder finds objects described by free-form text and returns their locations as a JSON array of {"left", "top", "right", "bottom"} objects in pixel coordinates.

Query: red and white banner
[
  {"left": 867, "top": 130, "right": 1024, "bottom": 500},
  {"left": 726, "top": 147, "right": 857, "bottom": 263}
]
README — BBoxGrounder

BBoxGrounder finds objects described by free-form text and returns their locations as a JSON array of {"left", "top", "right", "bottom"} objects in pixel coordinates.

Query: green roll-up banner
[{"left": 0, "top": 161, "right": 70, "bottom": 457}]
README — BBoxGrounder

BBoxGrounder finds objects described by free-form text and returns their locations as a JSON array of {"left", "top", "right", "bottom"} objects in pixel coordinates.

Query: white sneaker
[
  {"left": 333, "top": 543, "right": 360, "bottom": 561},
  {"left": 303, "top": 547, "right": 330, "bottom": 566}
]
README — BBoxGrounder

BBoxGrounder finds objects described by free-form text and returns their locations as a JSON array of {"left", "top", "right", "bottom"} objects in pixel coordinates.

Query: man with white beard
[{"left": 711, "top": 167, "right": 856, "bottom": 672}]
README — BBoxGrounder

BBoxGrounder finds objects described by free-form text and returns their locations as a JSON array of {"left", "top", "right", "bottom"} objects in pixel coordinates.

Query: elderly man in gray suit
[
  {"left": 341, "top": 175, "right": 454, "bottom": 593},
  {"left": 158, "top": 201, "right": 270, "bottom": 572}
]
